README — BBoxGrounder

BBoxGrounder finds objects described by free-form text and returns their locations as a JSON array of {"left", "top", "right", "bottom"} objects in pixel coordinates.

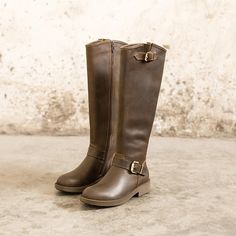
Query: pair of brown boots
[{"left": 55, "top": 39, "right": 166, "bottom": 207}]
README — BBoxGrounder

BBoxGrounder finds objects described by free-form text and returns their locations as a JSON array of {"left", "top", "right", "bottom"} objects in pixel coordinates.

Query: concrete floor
[{"left": 0, "top": 136, "right": 235, "bottom": 236}]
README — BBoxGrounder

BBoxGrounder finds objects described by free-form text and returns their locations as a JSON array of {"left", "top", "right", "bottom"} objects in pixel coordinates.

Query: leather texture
[
  {"left": 55, "top": 39, "right": 127, "bottom": 192},
  {"left": 81, "top": 42, "right": 166, "bottom": 205}
]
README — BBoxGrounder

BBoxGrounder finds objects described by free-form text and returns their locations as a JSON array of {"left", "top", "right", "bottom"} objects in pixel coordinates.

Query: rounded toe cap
[
  {"left": 81, "top": 184, "right": 113, "bottom": 201},
  {"left": 56, "top": 173, "right": 80, "bottom": 187},
  {"left": 81, "top": 186, "right": 96, "bottom": 199}
]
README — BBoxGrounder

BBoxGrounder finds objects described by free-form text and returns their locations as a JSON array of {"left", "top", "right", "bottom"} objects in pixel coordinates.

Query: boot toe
[
  {"left": 81, "top": 184, "right": 111, "bottom": 201},
  {"left": 56, "top": 173, "right": 79, "bottom": 187},
  {"left": 55, "top": 171, "right": 90, "bottom": 193}
]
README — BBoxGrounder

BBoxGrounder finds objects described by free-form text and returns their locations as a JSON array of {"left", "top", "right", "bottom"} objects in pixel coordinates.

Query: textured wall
[{"left": 0, "top": 0, "right": 235, "bottom": 137}]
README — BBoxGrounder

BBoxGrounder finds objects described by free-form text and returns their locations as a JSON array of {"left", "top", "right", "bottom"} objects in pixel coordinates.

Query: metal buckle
[
  {"left": 130, "top": 161, "right": 140, "bottom": 174},
  {"left": 144, "top": 52, "right": 149, "bottom": 62},
  {"left": 145, "top": 51, "right": 154, "bottom": 62}
]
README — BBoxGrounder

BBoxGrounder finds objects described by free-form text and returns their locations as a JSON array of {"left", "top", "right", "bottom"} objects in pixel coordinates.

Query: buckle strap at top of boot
[
  {"left": 134, "top": 51, "right": 158, "bottom": 62},
  {"left": 112, "top": 153, "right": 145, "bottom": 176},
  {"left": 134, "top": 42, "right": 158, "bottom": 62},
  {"left": 87, "top": 144, "right": 105, "bottom": 161}
]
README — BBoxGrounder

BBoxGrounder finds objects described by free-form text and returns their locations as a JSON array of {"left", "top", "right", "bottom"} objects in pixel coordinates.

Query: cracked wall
[{"left": 0, "top": 0, "right": 235, "bottom": 137}]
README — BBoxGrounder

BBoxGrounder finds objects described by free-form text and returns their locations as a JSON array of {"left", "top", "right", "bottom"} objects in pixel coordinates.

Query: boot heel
[{"left": 137, "top": 181, "right": 151, "bottom": 197}]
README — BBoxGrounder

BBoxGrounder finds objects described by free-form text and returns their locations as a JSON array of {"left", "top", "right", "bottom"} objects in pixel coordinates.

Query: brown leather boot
[
  {"left": 80, "top": 42, "right": 166, "bottom": 206},
  {"left": 55, "top": 39, "right": 127, "bottom": 193}
]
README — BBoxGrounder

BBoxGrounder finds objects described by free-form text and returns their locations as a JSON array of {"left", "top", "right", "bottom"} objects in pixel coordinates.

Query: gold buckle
[
  {"left": 145, "top": 51, "right": 154, "bottom": 62},
  {"left": 130, "top": 161, "right": 140, "bottom": 174},
  {"left": 144, "top": 52, "right": 149, "bottom": 62}
]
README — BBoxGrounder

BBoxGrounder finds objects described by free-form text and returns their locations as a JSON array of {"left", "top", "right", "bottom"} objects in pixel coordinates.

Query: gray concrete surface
[{"left": 0, "top": 136, "right": 235, "bottom": 236}]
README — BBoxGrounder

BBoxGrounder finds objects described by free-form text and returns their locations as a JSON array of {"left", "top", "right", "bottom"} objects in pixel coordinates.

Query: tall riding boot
[
  {"left": 55, "top": 39, "right": 126, "bottom": 193},
  {"left": 81, "top": 42, "right": 166, "bottom": 206}
]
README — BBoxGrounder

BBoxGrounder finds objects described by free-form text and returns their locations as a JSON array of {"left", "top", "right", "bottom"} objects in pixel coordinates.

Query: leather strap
[
  {"left": 87, "top": 144, "right": 105, "bottom": 161},
  {"left": 112, "top": 153, "right": 145, "bottom": 175},
  {"left": 134, "top": 51, "right": 158, "bottom": 62}
]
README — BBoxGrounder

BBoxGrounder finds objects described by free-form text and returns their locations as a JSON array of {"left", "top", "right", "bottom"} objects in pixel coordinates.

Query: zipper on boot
[{"left": 100, "top": 40, "right": 114, "bottom": 176}]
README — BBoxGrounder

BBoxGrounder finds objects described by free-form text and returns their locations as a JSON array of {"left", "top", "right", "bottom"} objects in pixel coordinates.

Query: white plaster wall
[{"left": 0, "top": 0, "right": 235, "bottom": 136}]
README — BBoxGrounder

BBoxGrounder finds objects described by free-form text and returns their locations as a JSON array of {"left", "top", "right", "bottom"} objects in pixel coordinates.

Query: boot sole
[
  {"left": 80, "top": 180, "right": 151, "bottom": 207},
  {"left": 55, "top": 178, "right": 102, "bottom": 193}
]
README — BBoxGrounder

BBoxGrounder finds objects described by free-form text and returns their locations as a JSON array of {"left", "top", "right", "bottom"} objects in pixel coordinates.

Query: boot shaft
[
  {"left": 86, "top": 39, "right": 126, "bottom": 160},
  {"left": 116, "top": 43, "right": 166, "bottom": 162}
]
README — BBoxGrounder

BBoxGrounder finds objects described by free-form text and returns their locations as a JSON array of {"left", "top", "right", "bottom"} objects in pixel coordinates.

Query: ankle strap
[
  {"left": 87, "top": 144, "right": 105, "bottom": 161},
  {"left": 112, "top": 153, "right": 145, "bottom": 175}
]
